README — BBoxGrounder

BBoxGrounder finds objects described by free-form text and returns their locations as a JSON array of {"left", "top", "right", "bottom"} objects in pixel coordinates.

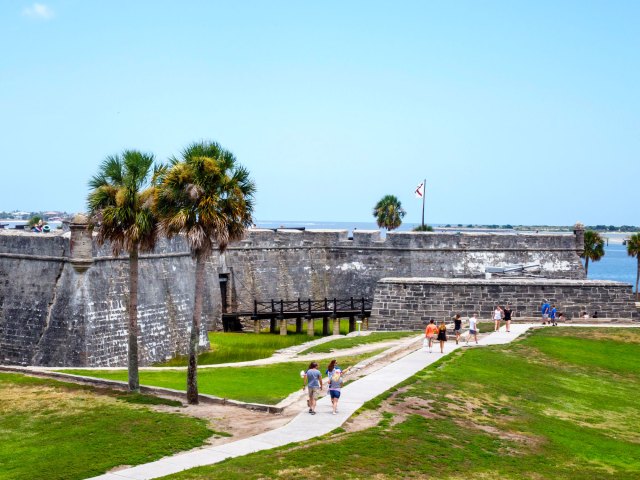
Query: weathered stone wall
[
  {"left": 368, "top": 277, "right": 639, "bottom": 331},
  {"left": 0, "top": 231, "right": 219, "bottom": 367},
  {"left": 224, "top": 229, "right": 586, "bottom": 311},
  {"left": 0, "top": 226, "right": 589, "bottom": 367}
]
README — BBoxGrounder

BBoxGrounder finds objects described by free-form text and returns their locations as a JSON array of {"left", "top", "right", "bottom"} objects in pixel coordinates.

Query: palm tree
[
  {"left": 626, "top": 233, "right": 640, "bottom": 301},
  {"left": 581, "top": 230, "right": 605, "bottom": 276},
  {"left": 87, "top": 150, "right": 159, "bottom": 392},
  {"left": 155, "top": 141, "right": 255, "bottom": 404},
  {"left": 373, "top": 195, "right": 405, "bottom": 231}
]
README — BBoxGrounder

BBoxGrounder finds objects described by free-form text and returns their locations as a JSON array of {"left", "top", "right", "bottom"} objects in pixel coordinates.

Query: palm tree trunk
[
  {"left": 584, "top": 257, "right": 589, "bottom": 276},
  {"left": 187, "top": 251, "right": 206, "bottom": 404},
  {"left": 128, "top": 249, "right": 140, "bottom": 392}
]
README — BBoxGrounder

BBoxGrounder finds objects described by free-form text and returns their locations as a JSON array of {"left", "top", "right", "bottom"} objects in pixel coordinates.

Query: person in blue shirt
[
  {"left": 541, "top": 301, "right": 551, "bottom": 325},
  {"left": 550, "top": 305, "right": 558, "bottom": 326},
  {"left": 303, "top": 362, "right": 323, "bottom": 415}
]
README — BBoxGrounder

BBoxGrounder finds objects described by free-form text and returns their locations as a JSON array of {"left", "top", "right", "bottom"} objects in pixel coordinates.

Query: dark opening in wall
[
  {"left": 219, "top": 273, "right": 243, "bottom": 332},
  {"left": 219, "top": 274, "right": 229, "bottom": 313}
]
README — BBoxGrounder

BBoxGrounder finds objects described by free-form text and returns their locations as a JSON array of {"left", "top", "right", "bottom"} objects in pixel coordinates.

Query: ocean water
[
  {"left": 256, "top": 221, "right": 638, "bottom": 290},
  {"left": 586, "top": 243, "right": 637, "bottom": 289}
]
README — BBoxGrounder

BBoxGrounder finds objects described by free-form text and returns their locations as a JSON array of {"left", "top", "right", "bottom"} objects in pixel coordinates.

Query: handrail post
[{"left": 306, "top": 298, "right": 314, "bottom": 337}]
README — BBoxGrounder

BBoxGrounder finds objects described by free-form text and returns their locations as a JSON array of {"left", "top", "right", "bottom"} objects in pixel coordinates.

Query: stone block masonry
[
  {"left": 224, "top": 228, "right": 586, "bottom": 313},
  {"left": 0, "top": 229, "right": 219, "bottom": 367},
  {"left": 368, "top": 277, "right": 639, "bottom": 331},
  {"left": 1, "top": 223, "right": 587, "bottom": 367}
]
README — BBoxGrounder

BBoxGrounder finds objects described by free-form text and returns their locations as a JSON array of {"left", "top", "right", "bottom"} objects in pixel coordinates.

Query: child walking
[{"left": 328, "top": 368, "right": 344, "bottom": 415}]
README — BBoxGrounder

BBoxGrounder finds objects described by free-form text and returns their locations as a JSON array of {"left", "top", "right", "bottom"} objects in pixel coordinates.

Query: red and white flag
[{"left": 415, "top": 182, "right": 425, "bottom": 199}]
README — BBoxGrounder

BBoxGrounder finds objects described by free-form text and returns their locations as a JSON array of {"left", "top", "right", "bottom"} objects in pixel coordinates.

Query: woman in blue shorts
[{"left": 328, "top": 368, "right": 344, "bottom": 415}]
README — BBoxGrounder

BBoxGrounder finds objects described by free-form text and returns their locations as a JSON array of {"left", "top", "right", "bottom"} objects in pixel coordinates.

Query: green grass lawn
[
  {"left": 159, "top": 327, "right": 640, "bottom": 479},
  {"left": 158, "top": 320, "right": 358, "bottom": 367},
  {"left": 62, "top": 351, "right": 382, "bottom": 405},
  {"left": 157, "top": 332, "right": 317, "bottom": 366},
  {"left": 0, "top": 373, "right": 213, "bottom": 480},
  {"left": 299, "top": 331, "right": 417, "bottom": 354}
]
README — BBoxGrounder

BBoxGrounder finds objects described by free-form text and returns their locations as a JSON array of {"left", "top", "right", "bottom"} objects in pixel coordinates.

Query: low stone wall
[{"left": 369, "top": 277, "right": 639, "bottom": 331}]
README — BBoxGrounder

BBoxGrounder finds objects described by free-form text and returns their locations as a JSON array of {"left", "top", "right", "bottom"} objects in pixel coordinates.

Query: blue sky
[{"left": 1, "top": 1, "right": 638, "bottom": 225}]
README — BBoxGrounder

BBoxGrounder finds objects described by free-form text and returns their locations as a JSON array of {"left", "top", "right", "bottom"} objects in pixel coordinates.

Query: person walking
[
  {"left": 325, "top": 359, "right": 340, "bottom": 378},
  {"left": 437, "top": 320, "right": 448, "bottom": 353},
  {"left": 467, "top": 313, "right": 479, "bottom": 345},
  {"left": 303, "top": 361, "right": 323, "bottom": 415},
  {"left": 452, "top": 314, "right": 462, "bottom": 344},
  {"left": 503, "top": 303, "right": 513, "bottom": 332},
  {"left": 541, "top": 300, "right": 551, "bottom": 325},
  {"left": 327, "top": 368, "right": 344, "bottom": 415},
  {"left": 425, "top": 319, "right": 438, "bottom": 353},
  {"left": 493, "top": 305, "right": 504, "bottom": 331},
  {"left": 550, "top": 304, "right": 558, "bottom": 326}
]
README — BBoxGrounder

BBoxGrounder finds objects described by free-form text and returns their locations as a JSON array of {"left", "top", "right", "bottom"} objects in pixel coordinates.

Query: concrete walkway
[{"left": 88, "top": 323, "right": 536, "bottom": 480}]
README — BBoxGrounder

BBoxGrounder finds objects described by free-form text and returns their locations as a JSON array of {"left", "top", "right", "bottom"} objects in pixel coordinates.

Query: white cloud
[{"left": 22, "top": 3, "right": 55, "bottom": 20}]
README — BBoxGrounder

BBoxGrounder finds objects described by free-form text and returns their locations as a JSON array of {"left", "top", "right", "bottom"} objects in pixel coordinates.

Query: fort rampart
[
  {"left": 0, "top": 223, "right": 610, "bottom": 367},
  {"left": 223, "top": 228, "right": 586, "bottom": 312},
  {"left": 0, "top": 228, "right": 218, "bottom": 367}
]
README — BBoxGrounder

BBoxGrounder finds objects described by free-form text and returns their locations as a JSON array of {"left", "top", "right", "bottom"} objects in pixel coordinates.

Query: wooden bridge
[{"left": 221, "top": 297, "right": 373, "bottom": 335}]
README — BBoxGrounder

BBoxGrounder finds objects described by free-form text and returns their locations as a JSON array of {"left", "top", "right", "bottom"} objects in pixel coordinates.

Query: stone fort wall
[
  {"left": 1, "top": 225, "right": 589, "bottom": 367},
  {"left": 223, "top": 228, "right": 586, "bottom": 312},
  {"left": 0, "top": 230, "right": 219, "bottom": 367},
  {"left": 368, "top": 277, "right": 639, "bottom": 331}
]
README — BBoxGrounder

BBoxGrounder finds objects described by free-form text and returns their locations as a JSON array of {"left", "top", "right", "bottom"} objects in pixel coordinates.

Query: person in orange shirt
[{"left": 425, "top": 319, "right": 438, "bottom": 353}]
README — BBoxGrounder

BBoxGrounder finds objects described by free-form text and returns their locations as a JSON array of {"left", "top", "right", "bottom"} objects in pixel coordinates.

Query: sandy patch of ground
[{"left": 152, "top": 402, "right": 300, "bottom": 445}]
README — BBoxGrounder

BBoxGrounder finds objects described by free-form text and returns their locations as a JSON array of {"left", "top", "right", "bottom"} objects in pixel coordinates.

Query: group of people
[
  {"left": 31, "top": 220, "right": 50, "bottom": 233},
  {"left": 302, "top": 359, "right": 347, "bottom": 415},
  {"left": 539, "top": 300, "right": 572, "bottom": 325},
  {"left": 424, "top": 312, "right": 481, "bottom": 353},
  {"left": 423, "top": 302, "right": 520, "bottom": 353},
  {"left": 491, "top": 304, "right": 514, "bottom": 332}
]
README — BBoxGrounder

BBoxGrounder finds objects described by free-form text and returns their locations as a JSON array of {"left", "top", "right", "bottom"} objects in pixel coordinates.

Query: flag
[{"left": 415, "top": 182, "right": 425, "bottom": 199}]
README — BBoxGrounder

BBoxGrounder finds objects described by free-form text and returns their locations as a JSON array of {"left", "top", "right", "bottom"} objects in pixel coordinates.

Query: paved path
[
  {"left": 89, "top": 323, "right": 535, "bottom": 480},
  {"left": 42, "top": 332, "right": 407, "bottom": 372}
]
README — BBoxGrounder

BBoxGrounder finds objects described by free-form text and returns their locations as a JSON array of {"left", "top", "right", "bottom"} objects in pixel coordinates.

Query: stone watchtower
[
  {"left": 69, "top": 213, "right": 93, "bottom": 273},
  {"left": 573, "top": 222, "right": 585, "bottom": 257}
]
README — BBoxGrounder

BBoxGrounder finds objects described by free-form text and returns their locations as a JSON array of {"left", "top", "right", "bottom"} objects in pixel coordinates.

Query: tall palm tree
[
  {"left": 87, "top": 150, "right": 159, "bottom": 392},
  {"left": 155, "top": 141, "right": 255, "bottom": 404},
  {"left": 581, "top": 230, "right": 605, "bottom": 276},
  {"left": 626, "top": 233, "right": 640, "bottom": 301},
  {"left": 373, "top": 195, "right": 405, "bottom": 231}
]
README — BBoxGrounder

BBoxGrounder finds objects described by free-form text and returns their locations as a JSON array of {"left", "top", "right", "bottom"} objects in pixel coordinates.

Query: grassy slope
[
  {"left": 160, "top": 320, "right": 360, "bottom": 367},
  {"left": 299, "top": 331, "right": 417, "bottom": 354},
  {"left": 158, "top": 332, "right": 317, "bottom": 366},
  {"left": 160, "top": 327, "right": 640, "bottom": 479},
  {"left": 62, "top": 351, "right": 383, "bottom": 405},
  {"left": 0, "top": 374, "right": 213, "bottom": 480}
]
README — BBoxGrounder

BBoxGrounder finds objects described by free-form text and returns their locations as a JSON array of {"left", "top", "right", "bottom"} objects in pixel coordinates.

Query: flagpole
[{"left": 421, "top": 178, "right": 426, "bottom": 228}]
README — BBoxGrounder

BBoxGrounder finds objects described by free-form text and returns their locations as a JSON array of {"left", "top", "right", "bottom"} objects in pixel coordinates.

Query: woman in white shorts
[{"left": 493, "top": 305, "right": 503, "bottom": 331}]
